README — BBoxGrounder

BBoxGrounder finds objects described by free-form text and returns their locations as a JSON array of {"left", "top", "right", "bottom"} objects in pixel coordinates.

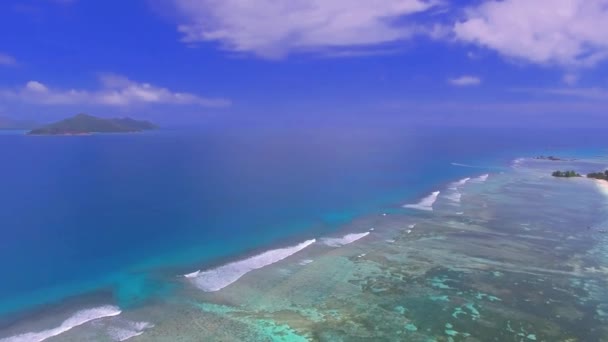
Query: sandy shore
[{"left": 593, "top": 178, "right": 608, "bottom": 197}]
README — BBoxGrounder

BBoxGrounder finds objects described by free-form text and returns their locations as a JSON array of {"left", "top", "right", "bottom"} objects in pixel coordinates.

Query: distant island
[
  {"left": 552, "top": 170, "right": 581, "bottom": 178},
  {"left": 28, "top": 113, "right": 158, "bottom": 135},
  {"left": 535, "top": 155, "right": 570, "bottom": 161}
]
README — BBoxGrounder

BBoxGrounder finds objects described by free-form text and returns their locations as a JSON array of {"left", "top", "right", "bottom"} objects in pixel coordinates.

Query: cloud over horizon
[
  {"left": 0, "top": 74, "right": 231, "bottom": 108},
  {"left": 169, "top": 0, "right": 608, "bottom": 70},
  {"left": 454, "top": 0, "right": 608, "bottom": 68},
  {"left": 173, "top": 0, "right": 441, "bottom": 59}
]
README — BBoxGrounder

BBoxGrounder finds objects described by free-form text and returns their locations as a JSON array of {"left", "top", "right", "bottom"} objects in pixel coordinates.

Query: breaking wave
[
  {"left": 445, "top": 192, "right": 462, "bottom": 203},
  {"left": 321, "top": 232, "right": 370, "bottom": 247},
  {"left": 403, "top": 191, "right": 440, "bottom": 211},
  {"left": 471, "top": 174, "right": 489, "bottom": 183},
  {"left": 0, "top": 306, "right": 121, "bottom": 342},
  {"left": 185, "top": 239, "right": 316, "bottom": 292},
  {"left": 453, "top": 177, "right": 471, "bottom": 187},
  {"left": 107, "top": 321, "right": 154, "bottom": 342},
  {"left": 445, "top": 177, "right": 470, "bottom": 203}
]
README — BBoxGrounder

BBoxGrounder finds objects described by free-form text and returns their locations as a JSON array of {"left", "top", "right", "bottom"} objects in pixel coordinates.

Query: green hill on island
[{"left": 28, "top": 113, "right": 158, "bottom": 135}]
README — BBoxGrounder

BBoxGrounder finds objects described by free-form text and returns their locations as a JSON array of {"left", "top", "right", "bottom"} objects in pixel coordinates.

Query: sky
[{"left": 1, "top": 0, "right": 607, "bottom": 127}]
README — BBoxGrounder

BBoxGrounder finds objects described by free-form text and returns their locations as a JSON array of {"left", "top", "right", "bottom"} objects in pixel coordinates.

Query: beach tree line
[
  {"left": 552, "top": 169, "right": 608, "bottom": 180},
  {"left": 587, "top": 170, "right": 608, "bottom": 180},
  {"left": 551, "top": 170, "right": 581, "bottom": 178}
]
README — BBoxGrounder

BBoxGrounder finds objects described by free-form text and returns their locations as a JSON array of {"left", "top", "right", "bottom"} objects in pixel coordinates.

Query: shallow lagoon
[{"left": 4, "top": 155, "right": 607, "bottom": 341}]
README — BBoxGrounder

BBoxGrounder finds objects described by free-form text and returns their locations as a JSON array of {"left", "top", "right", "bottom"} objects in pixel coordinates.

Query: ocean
[{"left": 1, "top": 125, "right": 607, "bottom": 341}]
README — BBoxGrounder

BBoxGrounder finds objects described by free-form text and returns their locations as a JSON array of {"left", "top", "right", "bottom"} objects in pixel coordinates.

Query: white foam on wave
[
  {"left": 471, "top": 174, "right": 489, "bottom": 183},
  {"left": 453, "top": 177, "right": 471, "bottom": 187},
  {"left": 445, "top": 178, "right": 470, "bottom": 203},
  {"left": 186, "top": 239, "right": 316, "bottom": 292},
  {"left": 107, "top": 321, "right": 154, "bottom": 342},
  {"left": 403, "top": 191, "right": 440, "bottom": 211},
  {"left": 0, "top": 306, "right": 121, "bottom": 342},
  {"left": 322, "top": 232, "right": 370, "bottom": 247},
  {"left": 183, "top": 270, "right": 200, "bottom": 278},
  {"left": 445, "top": 192, "right": 462, "bottom": 203}
]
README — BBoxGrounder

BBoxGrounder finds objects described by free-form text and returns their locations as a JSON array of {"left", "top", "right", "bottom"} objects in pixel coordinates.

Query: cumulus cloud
[
  {"left": 173, "top": 0, "right": 441, "bottom": 58},
  {"left": 0, "top": 74, "right": 231, "bottom": 107},
  {"left": 0, "top": 53, "right": 17, "bottom": 66},
  {"left": 454, "top": 0, "right": 608, "bottom": 68},
  {"left": 448, "top": 75, "right": 481, "bottom": 86}
]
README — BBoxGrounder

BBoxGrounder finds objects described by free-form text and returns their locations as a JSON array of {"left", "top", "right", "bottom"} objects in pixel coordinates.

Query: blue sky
[{"left": 1, "top": 0, "right": 607, "bottom": 126}]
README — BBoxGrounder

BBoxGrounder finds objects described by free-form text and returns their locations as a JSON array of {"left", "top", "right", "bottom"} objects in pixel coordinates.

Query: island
[
  {"left": 28, "top": 113, "right": 157, "bottom": 135},
  {"left": 587, "top": 170, "right": 608, "bottom": 181},
  {"left": 550, "top": 169, "right": 608, "bottom": 181},
  {"left": 535, "top": 155, "right": 566, "bottom": 161},
  {"left": 551, "top": 170, "right": 581, "bottom": 178}
]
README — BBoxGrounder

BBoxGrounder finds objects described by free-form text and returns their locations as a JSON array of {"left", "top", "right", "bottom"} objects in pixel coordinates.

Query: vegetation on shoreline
[
  {"left": 551, "top": 169, "right": 608, "bottom": 181},
  {"left": 587, "top": 170, "right": 608, "bottom": 181},
  {"left": 536, "top": 155, "right": 564, "bottom": 161},
  {"left": 551, "top": 170, "right": 581, "bottom": 178}
]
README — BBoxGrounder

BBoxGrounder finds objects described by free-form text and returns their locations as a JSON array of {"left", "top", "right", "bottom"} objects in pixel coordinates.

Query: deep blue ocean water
[{"left": 1, "top": 125, "right": 606, "bottom": 320}]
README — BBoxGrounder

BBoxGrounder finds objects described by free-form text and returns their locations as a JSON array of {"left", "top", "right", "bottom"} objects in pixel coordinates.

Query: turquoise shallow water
[
  {"left": 5, "top": 153, "right": 604, "bottom": 341},
  {"left": 162, "top": 156, "right": 608, "bottom": 341},
  {"left": 1, "top": 126, "right": 608, "bottom": 341}
]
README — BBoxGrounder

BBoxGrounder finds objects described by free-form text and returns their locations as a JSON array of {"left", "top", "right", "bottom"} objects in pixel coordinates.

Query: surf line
[
  {"left": 0, "top": 306, "right": 121, "bottom": 342},
  {"left": 403, "top": 191, "right": 440, "bottom": 211},
  {"left": 185, "top": 239, "right": 316, "bottom": 292}
]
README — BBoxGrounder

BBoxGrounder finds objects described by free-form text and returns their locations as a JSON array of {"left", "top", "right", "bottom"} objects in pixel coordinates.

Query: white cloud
[
  {"left": 25, "top": 81, "right": 48, "bottom": 92},
  {"left": 1, "top": 74, "right": 231, "bottom": 107},
  {"left": 173, "top": 0, "right": 441, "bottom": 59},
  {"left": 454, "top": 0, "right": 608, "bottom": 68},
  {"left": 0, "top": 53, "right": 17, "bottom": 66},
  {"left": 448, "top": 75, "right": 481, "bottom": 86}
]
